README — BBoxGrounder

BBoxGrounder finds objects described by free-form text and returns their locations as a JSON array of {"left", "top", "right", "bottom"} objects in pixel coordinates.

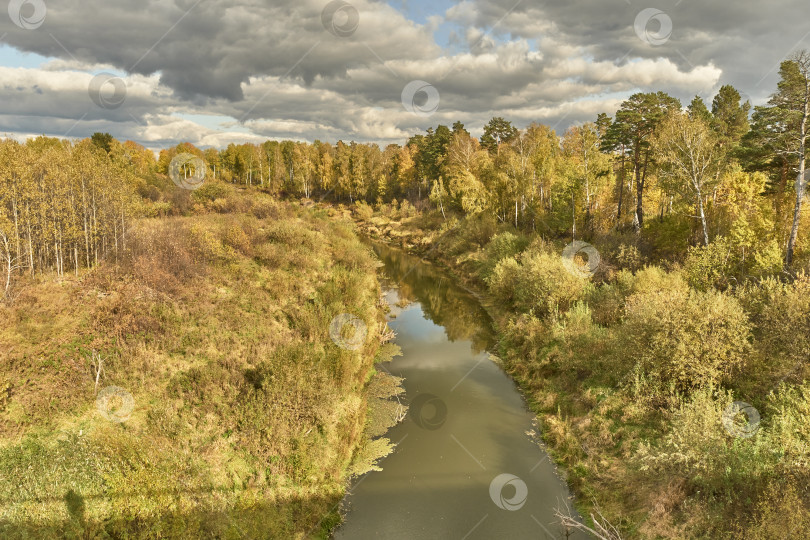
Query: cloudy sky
[{"left": 0, "top": 0, "right": 808, "bottom": 150}]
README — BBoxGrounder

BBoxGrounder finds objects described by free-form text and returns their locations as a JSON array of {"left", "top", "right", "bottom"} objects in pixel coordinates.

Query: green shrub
[
  {"left": 630, "top": 265, "right": 689, "bottom": 295},
  {"left": 623, "top": 287, "right": 751, "bottom": 390},
  {"left": 223, "top": 223, "right": 252, "bottom": 256},
  {"left": 444, "top": 214, "right": 499, "bottom": 256},
  {"left": 636, "top": 387, "right": 777, "bottom": 498},
  {"left": 585, "top": 270, "right": 635, "bottom": 326},
  {"left": 764, "top": 382, "right": 810, "bottom": 463},
  {"left": 739, "top": 480, "right": 810, "bottom": 539},
  {"left": 612, "top": 243, "right": 644, "bottom": 272},
  {"left": 682, "top": 237, "right": 735, "bottom": 290},
  {"left": 191, "top": 181, "right": 231, "bottom": 203},
  {"left": 513, "top": 250, "right": 586, "bottom": 315},
  {"left": 638, "top": 382, "right": 810, "bottom": 520},
  {"left": 478, "top": 232, "right": 529, "bottom": 280},
  {"left": 353, "top": 201, "right": 374, "bottom": 221},
  {"left": 737, "top": 275, "right": 810, "bottom": 384},
  {"left": 487, "top": 248, "right": 585, "bottom": 316},
  {"left": 487, "top": 257, "right": 521, "bottom": 305},
  {"left": 749, "top": 239, "right": 783, "bottom": 278}
]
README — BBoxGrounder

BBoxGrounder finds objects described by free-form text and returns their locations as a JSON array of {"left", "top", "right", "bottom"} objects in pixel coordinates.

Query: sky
[{"left": 0, "top": 0, "right": 808, "bottom": 151}]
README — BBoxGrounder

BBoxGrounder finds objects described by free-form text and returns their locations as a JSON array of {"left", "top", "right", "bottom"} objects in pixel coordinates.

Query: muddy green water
[{"left": 334, "top": 243, "right": 586, "bottom": 540}]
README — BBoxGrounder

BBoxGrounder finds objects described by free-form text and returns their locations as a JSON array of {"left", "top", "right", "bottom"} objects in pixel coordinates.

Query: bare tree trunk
[
  {"left": 617, "top": 150, "right": 625, "bottom": 223},
  {"left": 26, "top": 207, "right": 34, "bottom": 276},
  {"left": 572, "top": 192, "right": 576, "bottom": 241},
  {"left": 786, "top": 88, "right": 809, "bottom": 266},
  {"left": 697, "top": 190, "right": 709, "bottom": 246},
  {"left": 12, "top": 196, "right": 20, "bottom": 273},
  {"left": 1, "top": 232, "right": 12, "bottom": 299}
]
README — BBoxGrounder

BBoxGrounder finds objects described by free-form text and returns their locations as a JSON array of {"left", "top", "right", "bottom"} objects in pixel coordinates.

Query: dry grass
[{"left": 0, "top": 197, "right": 387, "bottom": 538}]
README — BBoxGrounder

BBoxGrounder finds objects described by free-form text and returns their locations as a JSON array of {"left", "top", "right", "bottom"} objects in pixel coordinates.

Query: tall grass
[{"left": 0, "top": 198, "right": 387, "bottom": 538}]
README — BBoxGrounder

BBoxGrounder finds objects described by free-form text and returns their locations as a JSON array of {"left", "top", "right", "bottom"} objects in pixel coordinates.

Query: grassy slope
[{"left": 0, "top": 199, "right": 389, "bottom": 538}]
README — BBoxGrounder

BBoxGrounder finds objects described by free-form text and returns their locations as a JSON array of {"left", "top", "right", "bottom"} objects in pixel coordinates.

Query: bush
[
  {"left": 223, "top": 223, "right": 252, "bottom": 256},
  {"left": 189, "top": 223, "right": 231, "bottom": 262},
  {"left": 612, "top": 243, "right": 644, "bottom": 272},
  {"left": 399, "top": 199, "right": 417, "bottom": 219},
  {"left": 488, "top": 246, "right": 585, "bottom": 316},
  {"left": 250, "top": 197, "right": 279, "bottom": 219},
  {"left": 487, "top": 257, "right": 521, "bottom": 305},
  {"left": 683, "top": 237, "right": 734, "bottom": 291},
  {"left": 353, "top": 201, "right": 374, "bottom": 221},
  {"left": 738, "top": 275, "right": 810, "bottom": 384},
  {"left": 636, "top": 387, "right": 777, "bottom": 498},
  {"left": 192, "top": 181, "right": 231, "bottom": 203},
  {"left": 445, "top": 214, "right": 499, "bottom": 256},
  {"left": 623, "top": 287, "right": 751, "bottom": 390},
  {"left": 585, "top": 270, "right": 635, "bottom": 326},
  {"left": 631, "top": 265, "right": 689, "bottom": 296},
  {"left": 478, "top": 232, "right": 529, "bottom": 280},
  {"left": 740, "top": 480, "right": 810, "bottom": 539},
  {"left": 638, "top": 382, "right": 810, "bottom": 527},
  {"left": 514, "top": 250, "right": 586, "bottom": 315},
  {"left": 749, "top": 239, "right": 783, "bottom": 278}
]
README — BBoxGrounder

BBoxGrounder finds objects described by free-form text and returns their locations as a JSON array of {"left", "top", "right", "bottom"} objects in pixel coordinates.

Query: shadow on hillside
[{"left": 0, "top": 487, "right": 341, "bottom": 540}]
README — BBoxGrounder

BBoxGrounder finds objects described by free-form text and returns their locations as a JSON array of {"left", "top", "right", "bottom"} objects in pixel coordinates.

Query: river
[{"left": 334, "top": 242, "right": 586, "bottom": 540}]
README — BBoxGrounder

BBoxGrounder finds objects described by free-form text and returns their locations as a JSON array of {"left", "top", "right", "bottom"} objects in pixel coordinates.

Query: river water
[{"left": 334, "top": 242, "right": 586, "bottom": 540}]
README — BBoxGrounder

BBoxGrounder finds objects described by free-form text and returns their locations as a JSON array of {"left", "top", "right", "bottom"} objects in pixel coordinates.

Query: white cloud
[{"left": 0, "top": 0, "right": 799, "bottom": 148}]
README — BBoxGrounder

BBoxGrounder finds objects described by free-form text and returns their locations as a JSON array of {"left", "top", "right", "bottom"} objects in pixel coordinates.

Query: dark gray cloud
[
  {"left": 0, "top": 0, "right": 803, "bottom": 148},
  {"left": 447, "top": 0, "right": 809, "bottom": 103},
  {"left": 1, "top": 0, "right": 438, "bottom": 100}
]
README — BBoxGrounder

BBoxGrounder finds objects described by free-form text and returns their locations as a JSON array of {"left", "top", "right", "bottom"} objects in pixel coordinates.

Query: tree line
[
  {"left": 168, "top": 53, "right": 808, "bottom": 265},
  {"left": 0, "top": 134, "right": 155, "bottom": 297},
  {"left": 1, "top": 52, "right": 808, "bottom": 297}
]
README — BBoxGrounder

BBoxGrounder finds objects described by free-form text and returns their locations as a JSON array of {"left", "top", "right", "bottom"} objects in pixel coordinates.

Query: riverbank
[
  {"left": 0, "top": 198, "right": 395, "bottom": 539},
  {"left": 345, "top": 201, "right": 810, "bottom": 539}
]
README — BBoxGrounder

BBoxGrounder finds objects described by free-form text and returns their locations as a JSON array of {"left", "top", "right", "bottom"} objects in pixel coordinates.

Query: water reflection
[{"left": 370, "top": 242, "right": 495, "bottom": 354}]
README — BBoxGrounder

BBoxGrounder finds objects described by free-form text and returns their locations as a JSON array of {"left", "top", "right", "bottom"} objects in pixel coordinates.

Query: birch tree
[{"left": 654, "top": 112, "right": 723, "bottom": 246}]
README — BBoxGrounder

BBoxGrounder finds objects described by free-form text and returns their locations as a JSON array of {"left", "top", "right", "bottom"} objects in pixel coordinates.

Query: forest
[
  {"left": 0, "top": 51, "right": 808, "bottom": 538},
  {"left": 2, "top": 55, "right": 809, "bottom": 287}
]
